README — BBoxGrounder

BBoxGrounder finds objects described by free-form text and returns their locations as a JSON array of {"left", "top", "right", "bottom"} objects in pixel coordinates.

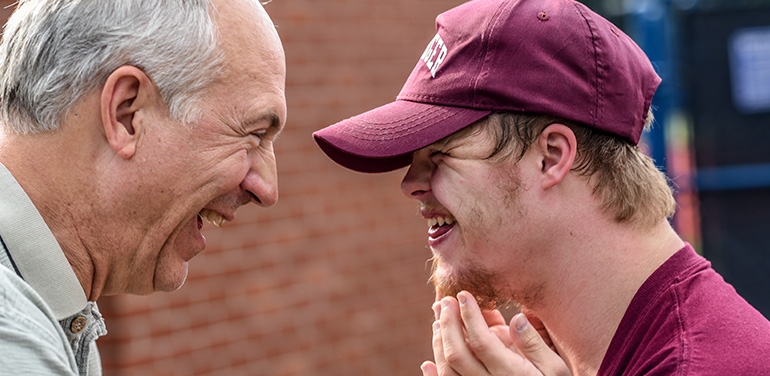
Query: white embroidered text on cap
[{"left": 420, "top": 33, "right": 448, "bottom": 78}]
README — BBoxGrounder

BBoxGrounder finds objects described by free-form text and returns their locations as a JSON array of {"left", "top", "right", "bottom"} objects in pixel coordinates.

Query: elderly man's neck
[{"left": 0, "top": 103, "right": 108, "bottom": 301}]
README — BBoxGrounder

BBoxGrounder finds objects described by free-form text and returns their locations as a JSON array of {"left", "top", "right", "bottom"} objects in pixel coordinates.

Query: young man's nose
[{"left": 400, "top": 150, "right": 434, "bottom": 200}]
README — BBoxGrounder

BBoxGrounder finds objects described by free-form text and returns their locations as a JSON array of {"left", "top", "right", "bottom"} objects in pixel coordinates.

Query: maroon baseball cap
[{"left": 313, "top": 0, "right": 661, "bottom": 173}]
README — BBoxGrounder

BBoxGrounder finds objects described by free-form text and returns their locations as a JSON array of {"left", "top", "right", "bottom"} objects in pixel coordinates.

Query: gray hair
[{"left": 0, "top": 0, "right": 225, "bottom": 133}]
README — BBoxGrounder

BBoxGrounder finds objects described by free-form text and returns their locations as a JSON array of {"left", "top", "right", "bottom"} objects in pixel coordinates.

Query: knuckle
[
  {"left": 437, "top": 363, "right": 456, "bottom": 376},
  {"left": 443, "top": 347, "right": 463, "bottom": 365},
  {"left": 467, "top": 336, "right": 493, "bottom": 358},
  {"left": 521, "top": 332, "right": 546, "bottom": 353},
  {"left": 442, "top": 344, "right": 471, "bottom": 369}
]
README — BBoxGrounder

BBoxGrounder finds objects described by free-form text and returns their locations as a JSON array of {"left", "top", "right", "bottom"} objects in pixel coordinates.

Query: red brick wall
[
  {"left": 0, "top": 4, "right": 11, "bottom": 24},
  {"left": 0, "top": 1, "right": 465, "bottom": 375}
]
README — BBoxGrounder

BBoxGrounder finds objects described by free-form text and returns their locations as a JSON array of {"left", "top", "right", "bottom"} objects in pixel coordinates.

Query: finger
[
  {"left": 458, "top": 291, "right": 529, "bottom": 375},
  {"left": 481, "top": 309, "right": 506, "bottom": 327},
  {"left": 510, "top": 313, "right": 571, "bottom": 376},
  {"left": 432, "top": 319, "right": 460, "bottom": 376},
  {"left": 421, "top": 361, "right": 439, "bottom": 376},
  {"left": 439, "top": 297, "right": 488, "bottom": 375},
  {"left": 488, "top": 325, "right": 515, "bottom": 350},
  {"left": 521, "top": 306, "right": 556, "bottom": 351},
  {"left": 433, "top": 301, "right": 442, "bottom": 321},
  {"left": 481, "top": 309, "right": 514, "bottom": 348}
]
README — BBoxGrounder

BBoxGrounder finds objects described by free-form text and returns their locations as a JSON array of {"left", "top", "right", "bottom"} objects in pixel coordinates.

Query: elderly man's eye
[{"left": 250, "top": 130, "right": 269, "bottom": 143}]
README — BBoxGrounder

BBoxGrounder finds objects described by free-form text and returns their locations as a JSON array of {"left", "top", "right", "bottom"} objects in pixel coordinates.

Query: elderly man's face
[
  {"left": 115, "top": 0, "right": 286, "bottom": 294},
  {"left": 400, "top": 121, "right": 546, "bottom": 309}
]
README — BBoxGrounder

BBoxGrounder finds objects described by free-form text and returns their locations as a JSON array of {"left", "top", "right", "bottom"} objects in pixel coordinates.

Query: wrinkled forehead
[{"left": 208, "top": 0, "right": 286, "bottom": 117}]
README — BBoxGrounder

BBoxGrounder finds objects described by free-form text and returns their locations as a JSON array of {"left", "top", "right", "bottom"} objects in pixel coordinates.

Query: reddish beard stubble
[{"left": 430, "top": 256, "right": 511, "bottom": 310}]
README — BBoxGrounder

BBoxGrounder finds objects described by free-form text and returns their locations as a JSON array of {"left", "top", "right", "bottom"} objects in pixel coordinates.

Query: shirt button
[{"left": 71, "top": 316, "right": 87, "bottom": 333}]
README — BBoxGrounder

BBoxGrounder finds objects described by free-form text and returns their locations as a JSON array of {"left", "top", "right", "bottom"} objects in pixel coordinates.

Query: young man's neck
[{"left": 525, "top": 219, "right": 684, "bottom": 376}]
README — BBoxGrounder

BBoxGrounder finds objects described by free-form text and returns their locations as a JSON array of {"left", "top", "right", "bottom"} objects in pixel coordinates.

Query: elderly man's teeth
[
  {"left": 200, "top": 209, "right": 225, "bottom": 228},
  {"left": 427, "top": 215, "right": 455, "bottom": 228}
]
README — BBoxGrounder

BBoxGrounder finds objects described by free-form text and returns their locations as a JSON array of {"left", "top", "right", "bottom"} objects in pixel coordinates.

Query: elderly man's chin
[
  {"left": 154, "top": 263, "right": 189, "bottom": 292},
  {"left": 149, "top": 221, "right": 205, "bottom": 292},
  {"left": 151, "top": 248, "right": 192, "bottom": 293}
]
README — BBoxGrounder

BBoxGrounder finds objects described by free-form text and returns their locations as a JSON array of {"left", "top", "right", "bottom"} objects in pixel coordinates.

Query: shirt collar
[{"left": 0, "top": 161, "right": 88, "bottom": 320}]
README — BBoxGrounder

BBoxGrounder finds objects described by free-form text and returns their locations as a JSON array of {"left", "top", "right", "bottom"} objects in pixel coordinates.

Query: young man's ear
[
  {"left": 100, "top": 65, "right": 155, "bottom": 159},
  {"left": 537, "top": 123, "right": 577, "bottom": 189}
]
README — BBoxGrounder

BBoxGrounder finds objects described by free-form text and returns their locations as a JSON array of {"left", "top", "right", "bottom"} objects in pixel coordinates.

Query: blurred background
[{"left": 1, "top": 0, "right": 769, "bottom": 375}]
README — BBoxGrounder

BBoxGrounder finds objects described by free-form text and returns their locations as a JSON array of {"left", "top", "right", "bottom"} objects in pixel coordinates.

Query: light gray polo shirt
[{"left": 0, "top": 162, "right": 106, "bottom": 376}]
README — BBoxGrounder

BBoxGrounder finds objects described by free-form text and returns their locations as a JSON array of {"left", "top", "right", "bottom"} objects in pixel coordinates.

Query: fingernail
[
  {"left": 433, "top": 321, "right": 440, "bottom": 333},
  {"left": 458, "top": 293, "right": 467, "bottom": 305},
  {"left": 441, "top": 299, "right": 449, "bottom": 311},
  {"left": 514, "top": 313, "right": 529, "bottom": 332}
]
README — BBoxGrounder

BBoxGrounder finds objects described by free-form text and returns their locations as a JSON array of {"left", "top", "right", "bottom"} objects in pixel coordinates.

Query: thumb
[{"left": 510, "top": 313, "right": 571, "bottom": 376}]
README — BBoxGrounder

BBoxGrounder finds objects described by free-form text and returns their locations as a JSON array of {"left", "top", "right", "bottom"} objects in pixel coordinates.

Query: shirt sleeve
[{"left": 0, "top": 267, "right": 78, "bottom": 375}]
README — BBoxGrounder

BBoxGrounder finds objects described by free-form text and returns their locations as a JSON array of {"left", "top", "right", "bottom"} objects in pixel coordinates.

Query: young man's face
[{"left": 400, "top": 120, "right": 546, "bottom": 308}]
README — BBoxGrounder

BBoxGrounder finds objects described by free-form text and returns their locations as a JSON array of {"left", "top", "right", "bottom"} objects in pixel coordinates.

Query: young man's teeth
[{"left": 200, "top": 209, "right": 225, "bottom": 228}]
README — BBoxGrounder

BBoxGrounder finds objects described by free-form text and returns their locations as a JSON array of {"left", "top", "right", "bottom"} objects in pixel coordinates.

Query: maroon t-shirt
[{"left": 598, "top": 244, "right": 770, "bottom": 375}]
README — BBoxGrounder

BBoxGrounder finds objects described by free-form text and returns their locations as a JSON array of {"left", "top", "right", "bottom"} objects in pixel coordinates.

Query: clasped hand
[{"left": 421, "top": 291, "right": 571, "bottom": 376}]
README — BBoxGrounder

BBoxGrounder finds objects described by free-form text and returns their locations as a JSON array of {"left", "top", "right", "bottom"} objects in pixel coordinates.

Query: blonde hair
[{"left": 485, "top": 111, "right": 675, "bottom": 228}]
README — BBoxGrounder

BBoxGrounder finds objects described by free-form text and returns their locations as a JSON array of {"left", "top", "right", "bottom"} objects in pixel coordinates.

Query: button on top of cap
[{"left": 71, "top": 316, "right": 87, "bottom": 333}]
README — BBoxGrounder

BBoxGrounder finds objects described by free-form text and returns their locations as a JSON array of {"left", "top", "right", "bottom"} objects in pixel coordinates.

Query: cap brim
[{"left": 313, "top": 100, "right": 491, "bottom": 173}]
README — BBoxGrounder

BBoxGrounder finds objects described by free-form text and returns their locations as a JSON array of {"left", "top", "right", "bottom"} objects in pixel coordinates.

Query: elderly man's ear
[
  {"left": 537, "top": 123, "right": 577, "bottom": 190},
  {"left": 100, "top": 65, "right": 157, "bottom": 159}
]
